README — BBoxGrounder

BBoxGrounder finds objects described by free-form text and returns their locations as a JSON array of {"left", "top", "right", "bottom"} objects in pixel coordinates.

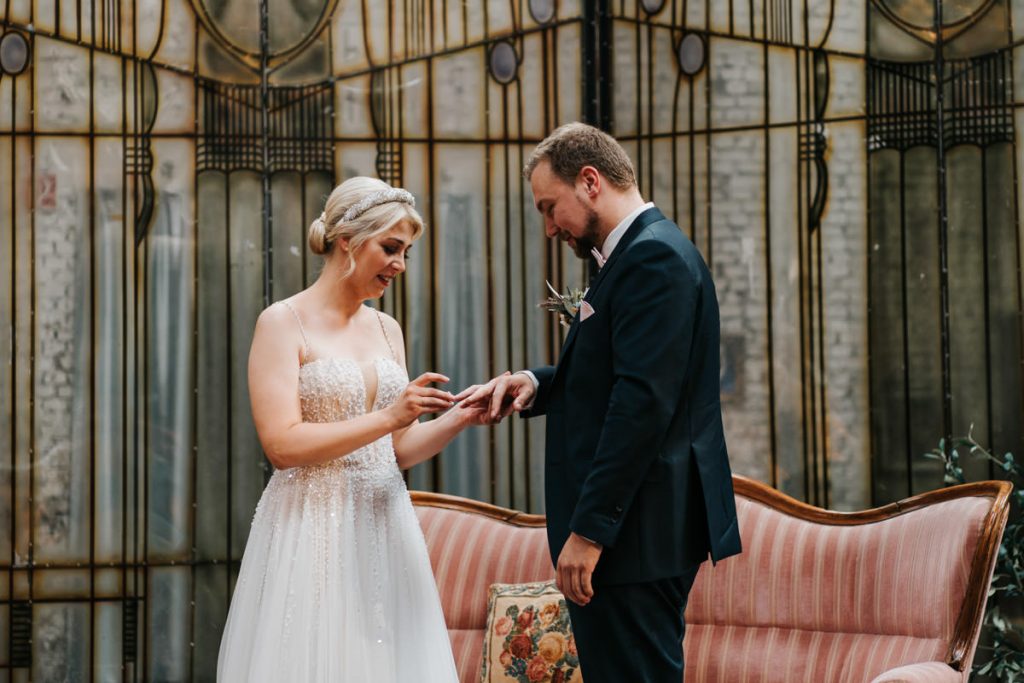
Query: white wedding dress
[{"left": 217, "top": 306, "right": 458, "bottom": 682}]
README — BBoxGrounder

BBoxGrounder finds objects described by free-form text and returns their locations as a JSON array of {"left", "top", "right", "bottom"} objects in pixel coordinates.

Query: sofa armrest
[{"left": 870, "top": 662, "right": 962, "bottom": 683}]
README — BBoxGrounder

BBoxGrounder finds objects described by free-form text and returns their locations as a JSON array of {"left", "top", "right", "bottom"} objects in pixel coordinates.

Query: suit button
[{"left": 614, "top": 505, "right": 623, "bottom": 513}]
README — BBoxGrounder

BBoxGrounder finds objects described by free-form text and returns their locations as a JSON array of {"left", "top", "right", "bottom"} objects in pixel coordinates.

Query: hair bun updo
[{"left": 308, "top": 212, "right": 330, "bottom": 255}]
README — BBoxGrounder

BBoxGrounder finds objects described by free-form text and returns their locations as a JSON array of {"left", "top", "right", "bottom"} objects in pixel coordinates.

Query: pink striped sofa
[{"left": 412, "top": 476, "right": 1010, "bottom": 683}]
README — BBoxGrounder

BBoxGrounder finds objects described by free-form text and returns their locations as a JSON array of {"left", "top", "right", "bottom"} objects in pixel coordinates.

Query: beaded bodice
[
  {"left": 298, "top": 356, "right": 407, "bottom": 423},
  {"left": 273, "top": 356, "right": 408, "bottom": 488}
]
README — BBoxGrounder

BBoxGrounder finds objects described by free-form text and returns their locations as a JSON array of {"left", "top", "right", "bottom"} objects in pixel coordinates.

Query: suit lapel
[{"left": 556, "top": 206, "right": 667, "bottom": 359}]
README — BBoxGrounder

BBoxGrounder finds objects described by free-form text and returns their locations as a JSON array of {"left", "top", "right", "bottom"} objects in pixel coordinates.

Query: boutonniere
[{"left": 538, "top": 281, "right": 587, "bottom": 328}]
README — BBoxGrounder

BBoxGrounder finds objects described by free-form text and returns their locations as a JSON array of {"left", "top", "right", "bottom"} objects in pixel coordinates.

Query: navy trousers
[{"left": 566, "top": 565, "right": 700, "bottom": 683}]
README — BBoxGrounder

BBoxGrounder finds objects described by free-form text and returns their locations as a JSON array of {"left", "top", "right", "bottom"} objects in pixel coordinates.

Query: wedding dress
[{"left": 217, "top": 304, "right": 458, "bottom": 682}]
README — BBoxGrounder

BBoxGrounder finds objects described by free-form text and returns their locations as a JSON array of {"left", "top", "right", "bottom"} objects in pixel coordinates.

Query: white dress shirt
[{"left": 600, "top": 201, "right": 654, "bottom": 265}]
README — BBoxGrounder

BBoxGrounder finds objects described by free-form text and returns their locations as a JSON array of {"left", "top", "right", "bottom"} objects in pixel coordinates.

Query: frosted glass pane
[
  {"left": 0, "top": 137, "right": 12, "bottom": 563},
  {"left": 827, "top": 0, "right": 867, "bottom": 53},
  {"left": 946, "top": 146, "right": 989, "bottom": 482},
  {"left": 402, "top": 143, "right": 435, "bottom": 493},
  {"left": 710, "top": 37, "right": 764, "bottom": 129},
  {"left": 519, "top": 33, "right": 546, "bottom": 139},
  {"left": 8, "top": 0, "right": 29, "bottom": 23},
  {"left": 266, "top": 0, "right": 326, "bottom": 55},
  {"left": 271, "top": 172, "right": 305, "bottom": 299},
  {"left": 336, "top": 141, "right": 377, "bottom": 179},
  {"left": 0, "top": 78, "right": 11, "bottom": 130},
  {"left": 690, "top": 134, "right": 710, "bottom": 258},
  {"left": 822, "top": 122, "right": 869, "bottom": 510},
  {"left": 152, "top": 68, "right": 194, "bottom": 134},
  {"left": 827, "top": 56, "right": 866, "bottom": 119},
  {"left": 193, "top": 566, "right": 230, "bottom": 680},
  {"left": 148, "top": 569, "right": 190, "bottom": 682},
  {"left": 651, "top": 26, "right": 678, "bottom": 135},
  {"left": 146, "top": 139, "right": 195, "bottom": 559},
  {"left": 902, "top": 147, "right": 943, "bottom": 494},
  {"left": 711, "top": 131, "right": 771, "bottom": 484},
  {"left": 228, "top": 171, "right": 266, "bottom": 560},
  {"left": 555, "top": 23, "right": 583, "bottom": 124},
  {"left": 613, "top": 21, "right": 638, "bottom": 136},
  {"left": 465, "top": 0, "right": 485, "bottom": 43},
  {"left": 13, "top": 137, "right": 32, "bottom": 563},
  {"left": 710, "top": 0, "right": 730, "bottom": 32},
  {"left": 1017, "top": 46, "right": 1024, "bottom": 103},
  {"left": 155, "top": 0, "right": 195, "bottom": 69},
  {"left": 93, "top": 51, "right": 123, "bottom": 133},
  {"left": 35, "top": 38, "right": 90, "bottom": 132},
  {"left": 648, "top": 137, "right": 675, "bottom": 210},
  {"left": 488, "top": 0, "right": 514, "bottom": 33},
  {"left": 434, "top": 144, "right": 490, "bottom": 500},
  {"left": 433, "top": 48, "right": 486, "bottom": 139},
  {"left": 94, "top": 603, "right": 122, "bottom": 683},
  {"left": 686, "top": 0, "right": 705, "bottom": 29},
  {"left": 34, "top": 569, "right": 90, "bottom": 598},
  {"left": 768, "top": 128, "right": 804, "bottom": 499},
  {"left": 270, "top": 36, "right": 329, "bottom": 85},
  {"left": 95, "top": 568, "right": 120, "bottom": 596},
  {"left": 488, "top": 143, "right": 512, "bottom": 508},
  {"left": 400, "top": 61, "right": 429, "bottom": 139},
  {"left": 984, "top": 143, "right": 1023, "bottom": 460},
  {"left": 94, "top": 138, "right": 126, "bottom": 562},
  {"left": 336, "top": 74, "right": 375, "bottom": 138},
  {"left": 364, "top": 0, "right": 389, "bottom": 65},
  {"left": 35, "top": 0, "right": 56, "bottom": 33},
  {"left": 196, "top": 171, "right": 230, "bottom": 562},
  {"left": 522, "top": 172, "right": 548, "bottom": 514},
  {"left": 34, "top": 604, "right": 89, "bottom": 682},
  {"left": 671, "top": 136, "right": 694, "bottom": 238},
  {"left": 136, "top": 0, "right": 162, "bottom": 56},
  {"left": 34, "top": 137, "right": 92, "bottom": 564},
  {"left": 733, "top": 0, "right": 753, "bottom": 37},
  {"left": 332, "top": 0, "right": 369, "bottom": 73},
  {"left": 868, "top": 7, "right": 932, "bottom": 61},
  {"left": 808, "top": 0, "right": 833, "bottom": 47},
  {"left": 868, "top": 149, "right": 909, "bottom": 503},
  {"left": 768, "top": 47, "right": 797, "bottom": 124},
  {"left": 486, "top": 70, "right": 504, "bottom": 138},
  {"left": 199, "top": 31, "right": 259, "bottom": 84}
]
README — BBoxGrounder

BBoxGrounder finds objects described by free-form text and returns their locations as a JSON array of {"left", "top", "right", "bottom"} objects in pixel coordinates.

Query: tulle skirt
[{"left": 217, "top": 462, "right": 458, "bottom": 682}]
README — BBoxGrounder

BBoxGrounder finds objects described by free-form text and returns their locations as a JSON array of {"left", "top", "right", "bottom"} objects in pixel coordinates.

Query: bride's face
[{"left": 344, "top": 220, "right": 416, "bottom": 298}]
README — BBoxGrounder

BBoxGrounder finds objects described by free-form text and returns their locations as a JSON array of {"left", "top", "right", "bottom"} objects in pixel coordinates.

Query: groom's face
[{"left": 531, "top": 160, "right": 601, "bottom": 260}]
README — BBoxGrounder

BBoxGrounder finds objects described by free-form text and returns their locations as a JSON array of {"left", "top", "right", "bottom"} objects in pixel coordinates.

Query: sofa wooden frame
[{"left": 412, "top": 475, "right": 1012, "bottom": 674}]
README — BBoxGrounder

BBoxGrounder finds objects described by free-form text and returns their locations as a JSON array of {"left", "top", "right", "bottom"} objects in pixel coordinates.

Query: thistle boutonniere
[{"left": 539, "top": 281, "right": 587, "bottom": 328}]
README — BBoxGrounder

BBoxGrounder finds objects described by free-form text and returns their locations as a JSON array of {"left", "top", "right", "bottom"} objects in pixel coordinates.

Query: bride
[{"left": 217, "top": 177, "right": 484, "bottom": 682}]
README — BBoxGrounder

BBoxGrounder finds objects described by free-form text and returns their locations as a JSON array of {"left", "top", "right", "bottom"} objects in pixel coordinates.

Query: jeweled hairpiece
[{"left": 341, "top": 188, "right": 416, "bottom": 224}]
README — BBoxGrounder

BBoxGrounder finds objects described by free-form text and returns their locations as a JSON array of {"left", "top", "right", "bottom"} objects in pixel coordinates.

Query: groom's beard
[{"left": 568, "top": 206, "right": 602, "bottom": 260}]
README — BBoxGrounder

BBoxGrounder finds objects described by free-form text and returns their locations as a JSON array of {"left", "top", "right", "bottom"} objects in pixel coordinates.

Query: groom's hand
[
  {"left": 556, "top": 533, "right": 603, "bottom": 606},
  {"left": 454, "top": 371, "right": 535, "bottom": 423}
]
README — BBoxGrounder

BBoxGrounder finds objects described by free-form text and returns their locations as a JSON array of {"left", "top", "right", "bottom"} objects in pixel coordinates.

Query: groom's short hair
[{"left": 524, "top": 122, "right": 637, "bottom": 190}]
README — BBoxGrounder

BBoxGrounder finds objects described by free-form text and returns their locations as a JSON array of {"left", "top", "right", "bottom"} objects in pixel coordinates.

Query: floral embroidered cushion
[{"left": 480, "top": 580, "right": 583, "bottom": 683}]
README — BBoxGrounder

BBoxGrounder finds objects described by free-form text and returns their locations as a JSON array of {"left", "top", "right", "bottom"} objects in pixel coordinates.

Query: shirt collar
[{"left": 600, "top": 202, "right": 655, "bottom": 262}]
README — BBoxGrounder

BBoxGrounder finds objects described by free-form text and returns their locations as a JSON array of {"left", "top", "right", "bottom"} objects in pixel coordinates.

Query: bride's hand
[
  {"left": 387, "top": 373, "right": 456, "bottom": 428},
  {"left": 451, "top": 401, "right": 492, "bottom": 427}
]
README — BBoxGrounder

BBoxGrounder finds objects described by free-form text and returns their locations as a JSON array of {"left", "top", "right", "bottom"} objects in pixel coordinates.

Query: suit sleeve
[
  {"left": 569, "top": 238, "right": 698, "bottom": 549},
  {"left": 521, "top": 365, "right": 555, "bottom": 417}
]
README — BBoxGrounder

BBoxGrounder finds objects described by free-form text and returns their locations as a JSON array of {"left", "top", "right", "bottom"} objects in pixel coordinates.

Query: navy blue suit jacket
[{"left": 525, "top": 207, "right": 742, "bottom": 585}]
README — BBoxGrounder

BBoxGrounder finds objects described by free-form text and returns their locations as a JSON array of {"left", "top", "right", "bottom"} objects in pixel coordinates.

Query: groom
[{"left": 460, "top": 123, "right": 742, "bottom": 682}]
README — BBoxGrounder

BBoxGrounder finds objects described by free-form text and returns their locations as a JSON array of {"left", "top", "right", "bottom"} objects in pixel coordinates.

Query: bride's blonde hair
[{"left": 308, "top": 177, "right": 424, "bottom": 278}]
